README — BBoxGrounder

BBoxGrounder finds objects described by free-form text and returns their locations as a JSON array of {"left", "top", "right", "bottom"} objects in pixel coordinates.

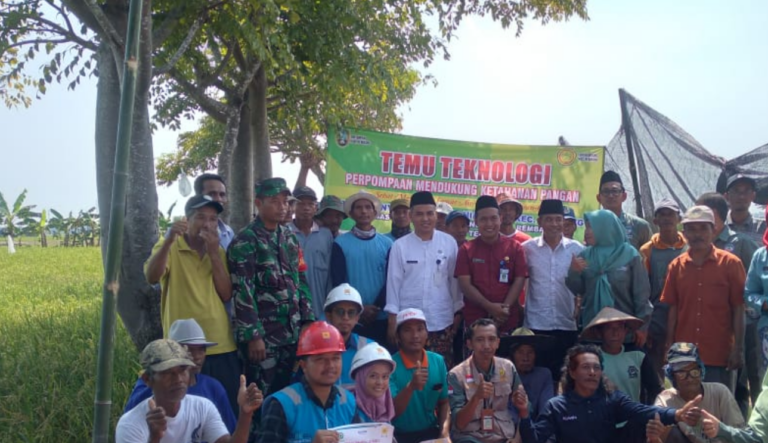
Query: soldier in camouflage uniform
[{"left": 227, "top": 178, "right": 315, "bottom": 398}]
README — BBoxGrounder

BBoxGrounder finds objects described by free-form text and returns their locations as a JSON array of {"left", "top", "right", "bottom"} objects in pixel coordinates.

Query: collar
[
  {"left": 717, "top": 226, "right": 738, "bottom": 243},
  {"left": 650, "top": 232, "right": 687, "bottom": 249},
  {"left": 682, "top": 245, "right": 718, "bottom": 263},
  {"left": 301, "top": 377, "right": 341, "bottom": 409},
  {"left": 175, "top": 234, "right": 193, "bottom": 251},
  {"left": 501, "top": 229, "right": 517, "bottom": 238},
  {"left": 290, "top": 220, "right": 320, "bottom": 234},
  {"left": 535, "top": 234, "right": 565, "bottom": 249},
  {"left": 726, "top": 211, "right": 754, "bottom": 227},
  {"left": 471, "top": 356, "right": 496, "bottom": 381},
  {"left": 400, "top": 350, "right": 428, "bottom": 369},
  {"left": 345, "top": 333, "right": 359, "bottom": 350}
]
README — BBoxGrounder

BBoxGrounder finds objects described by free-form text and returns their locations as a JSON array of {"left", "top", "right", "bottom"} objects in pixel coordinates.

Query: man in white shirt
[
  {"left": 522, "top": 199, "right": 584, "bottom": 382},
  {"left": 386, "top": 191, "right": 462, "bottom": 368},
  {"left": 116, "top": 339, "right": 263, "bottom": 443}
]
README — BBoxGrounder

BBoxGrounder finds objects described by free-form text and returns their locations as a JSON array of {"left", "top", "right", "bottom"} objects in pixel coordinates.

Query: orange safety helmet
[{"left": 296, "top": 321, "right": 346, "bottom": 357}]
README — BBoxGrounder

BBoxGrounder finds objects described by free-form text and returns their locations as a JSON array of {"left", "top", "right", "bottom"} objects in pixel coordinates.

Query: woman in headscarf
[
  {"left": 746, "top": 206, "right": 768, "bottom": 382},
  {"left": 566, "top": 210, "right": 652, "bottom": 346},
  {"left": 349, "top": 343, "right": 396, "bottom": 425}
]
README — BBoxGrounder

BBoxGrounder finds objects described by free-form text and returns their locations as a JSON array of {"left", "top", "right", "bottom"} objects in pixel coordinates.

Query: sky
[{"left": 1, "top": 0, "right": 766, "bottom": 216}]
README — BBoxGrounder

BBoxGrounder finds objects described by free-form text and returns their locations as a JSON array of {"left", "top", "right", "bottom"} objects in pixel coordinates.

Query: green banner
[{"left": 325, "top": 128, "right": 605, "bottom": 239}]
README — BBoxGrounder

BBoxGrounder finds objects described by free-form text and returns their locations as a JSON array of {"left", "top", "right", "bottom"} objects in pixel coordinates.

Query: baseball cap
[
  {"left": 184, "top": 195, "right": 223, "bottom": 216},
  {"left": 563, "top": 207, "right": 576, "bottom": 221},
  {"left": 667, "top": 342, "right": 701, "bottom": 367},
  {"left": 681, "top": 205, "right": 715, "bottom": 225},
  {"left": 396, "top": 308, "right": 427, "bottom": 329},
  {"left": 436, "top": 202, "right": 453, "bottom": 215},
  {"left": 140, "top": 339, "right": 196, "bottom": 372},
  {"left": 293, "top": 186, "right": 318, "bottom": 201},
  {"left": 726, "top": 173, "right": 757, "bottom": 191},
  {"left": 169, "top": 319, "right": 217, "bottom": 347},
  {"left": 255, "top": 177, "right": 291, "bottom": 197},
  {"left": 446, "top": 210, "right": 470, "bottom": 226},
  {"left": 653, "top": 198, "right": 681, "bottom": 216}
]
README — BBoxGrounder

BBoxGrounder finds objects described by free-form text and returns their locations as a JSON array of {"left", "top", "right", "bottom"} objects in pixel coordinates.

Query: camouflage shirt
[{"left": 228, "top": 217, "right": 314, "bottom": 347}]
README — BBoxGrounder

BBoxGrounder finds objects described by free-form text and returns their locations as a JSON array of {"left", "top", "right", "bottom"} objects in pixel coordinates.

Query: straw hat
[
  {"left": 498, "top": 327, "right": 555, "bottom": 358},
  {"left": 580, "top": 307, "right": 643, "bottom": 341}
]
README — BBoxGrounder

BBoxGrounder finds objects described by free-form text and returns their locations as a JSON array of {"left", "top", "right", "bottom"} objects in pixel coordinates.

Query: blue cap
[
  {"left": 445, "top": 210, "right": 470, "bottom": 226},
  {"left": 563, "top": 206, "right": 576, "bottom": 221}
]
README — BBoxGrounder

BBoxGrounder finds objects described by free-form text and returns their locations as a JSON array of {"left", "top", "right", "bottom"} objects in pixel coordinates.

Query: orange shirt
[
  {"left": 639, "top": 232, "right": 687, "bottom": 272},
  {"left": 660, "top": 246, "right": 746, "bottom": 366}
]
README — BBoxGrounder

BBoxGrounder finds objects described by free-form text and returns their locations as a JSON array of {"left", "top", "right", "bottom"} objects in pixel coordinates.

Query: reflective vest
[
  {"left": 269, "top": 382, "right": 356, "bottom": 443},
  {"left": 450, "top": 356, "right": 521, "bottom": 443}
]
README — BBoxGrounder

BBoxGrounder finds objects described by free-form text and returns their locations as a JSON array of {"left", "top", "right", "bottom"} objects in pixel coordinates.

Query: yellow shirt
[{"left": 147, "top": 237, "right": 236, "bottom": 355}]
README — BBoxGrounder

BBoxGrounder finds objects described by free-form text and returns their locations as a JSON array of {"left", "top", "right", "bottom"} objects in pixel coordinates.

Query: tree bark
[
  {"left": 251, "top": 65, "right": 272, "bottom": 183},
  {"left": 228, "top": 99, "right": 254, "bottom": 232},
  {"left": 95, "top": 3, "right": 162, "bottom": 351}
]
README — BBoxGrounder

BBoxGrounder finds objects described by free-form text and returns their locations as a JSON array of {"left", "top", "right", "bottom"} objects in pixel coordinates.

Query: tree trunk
[
  {"left": 228, "top": 99, "right": 254, "bottom": 232},
  {"left": 251, "top": 66, "right": 272, "bottom": 183},
  {"left": 95, "top": 8, "right": 161, "bottom": 351}
]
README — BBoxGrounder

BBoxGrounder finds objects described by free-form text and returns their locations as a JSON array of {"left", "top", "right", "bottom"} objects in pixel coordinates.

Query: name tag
[
  {"left": 616, "top": 266, "right": 628, "bottom": 271},
  {"left": 472, "top": 258, "right": 485, "bottom": 263},
  {"left": 499, "top": 268, "right": 509, "bottom": 283},
  {"left": 406, "top": 260, "right": 418, "bottom": 264}
]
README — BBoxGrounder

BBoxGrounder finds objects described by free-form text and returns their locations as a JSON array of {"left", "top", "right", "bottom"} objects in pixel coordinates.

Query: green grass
[{"left": 0, "top": 248, "right": 139, "bottom": 443}]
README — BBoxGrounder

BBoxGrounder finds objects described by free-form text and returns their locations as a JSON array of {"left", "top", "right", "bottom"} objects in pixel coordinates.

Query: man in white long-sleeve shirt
[
  {"left": 386, "top": 191, "right": 462, "bottom": 368},
  {"left": 522, "top": 199, "right": 584, "bottom": 382}
]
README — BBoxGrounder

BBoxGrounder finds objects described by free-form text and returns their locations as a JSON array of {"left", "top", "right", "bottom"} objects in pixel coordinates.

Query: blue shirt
[
  {"left": 123, "top": 374, "right": 236, "bottom": 433},
  {"left": 291, "top": 223, "right": 334, "bottom": 320},
  {"left": 746, "top": 246, "right": 768, "bottom": 320},
  {"left": 520, "top": 389, "right": 677, "bottom": 443},
  {"left": 331, "top": 233, "right": 392, "bottom": 319},
  {"left": 518, "top": 366, "right": 554, "bottom": 420}
]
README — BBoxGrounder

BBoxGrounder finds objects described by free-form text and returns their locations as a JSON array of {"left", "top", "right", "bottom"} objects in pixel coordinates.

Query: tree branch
[
  {"left": 168, "top": 66, "right": 231, "bottom": 122},
  {"left": 154, "top": 14, "right": 205, "bottom": 75},
  {"left": 83, "top": 0, "right": 124, "bottom": 49},
  {"left": 31, "top": 15, "right": 98, "bottom": 51}
]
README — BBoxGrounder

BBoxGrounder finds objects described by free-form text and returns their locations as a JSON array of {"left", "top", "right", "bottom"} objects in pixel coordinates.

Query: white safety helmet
[
  {"left": 323, "top": 283, "right": 364, "bottom": 311},
  {"left": 350, "top": 343, "right": 396, "bottom": 378}
]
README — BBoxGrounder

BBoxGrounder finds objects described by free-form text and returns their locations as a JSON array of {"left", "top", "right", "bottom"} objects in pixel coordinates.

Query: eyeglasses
[
  {"left": 332, "top": 307, "right": 361, "bottom": 318},
  {"left": 600, "top": 189, "right": 624, "bottom": 196},
  {"left": 672, "top": 368, "right": 702, "bottom": 380}
]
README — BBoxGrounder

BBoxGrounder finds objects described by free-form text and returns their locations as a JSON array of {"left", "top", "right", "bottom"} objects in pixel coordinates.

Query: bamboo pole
[
  {"left": 91, "top": 0, "right": 144, "bottom": 441},
  {"left": 619, "top": 88, "right": 645, "bottom": 218}
]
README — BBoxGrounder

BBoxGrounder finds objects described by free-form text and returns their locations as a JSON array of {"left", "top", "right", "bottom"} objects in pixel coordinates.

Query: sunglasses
[
  {"left": 332, "top": 307, "right": 361, "bottom": 318},
  {"left": 672, "top": 368, "right": 702, "bottom": 380}
]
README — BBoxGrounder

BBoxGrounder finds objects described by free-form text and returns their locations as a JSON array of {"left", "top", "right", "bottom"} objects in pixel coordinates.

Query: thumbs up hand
[
  {"left": 146, "top": 398, "right": 167, "bottom": 441},
  {"left": 409, "top": 360, "right": 428, "bottom": 391},
  {"left": 512, "top": 385, "right": 529, "bottom": 418},
  {"left": 645, "top": 412, "right": 664, "bottom": 443},
  {"left": 471, "top": 374, "right": 494, "bottom": 402},
  {"left": 237, "top": 374, "right": 264, "bottom": 415}
]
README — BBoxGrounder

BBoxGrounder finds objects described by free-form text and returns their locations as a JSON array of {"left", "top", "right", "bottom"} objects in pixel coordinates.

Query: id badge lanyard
[
  {"left": 482, "top": 396, "right": 494, "bottom": 431},
  {"left": 499, "top": 258, "right": 509, "bottom": 283}
]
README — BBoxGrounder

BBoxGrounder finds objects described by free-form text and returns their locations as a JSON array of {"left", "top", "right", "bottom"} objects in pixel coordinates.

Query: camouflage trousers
[
  {"left": 241, "top": 343, "right": 298, "bottom": 397},
  {"left": 427, "top": 327, "right": 455, "bottom": 370}
]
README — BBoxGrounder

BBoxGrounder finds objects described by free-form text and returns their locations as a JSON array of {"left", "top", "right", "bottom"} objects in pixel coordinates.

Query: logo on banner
[{"left": 557, "top": 148, "right": 577, "bottom": 166}]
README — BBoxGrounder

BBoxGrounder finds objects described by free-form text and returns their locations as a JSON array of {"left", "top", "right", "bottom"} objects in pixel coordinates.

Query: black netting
[{"left": 605, "top": 89, "right": 766, "bottom": 221}]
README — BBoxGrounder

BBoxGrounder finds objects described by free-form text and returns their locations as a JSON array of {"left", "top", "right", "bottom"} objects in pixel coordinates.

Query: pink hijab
[{"left": 349, "top": 363, "right": 395, "bottom": 423}]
